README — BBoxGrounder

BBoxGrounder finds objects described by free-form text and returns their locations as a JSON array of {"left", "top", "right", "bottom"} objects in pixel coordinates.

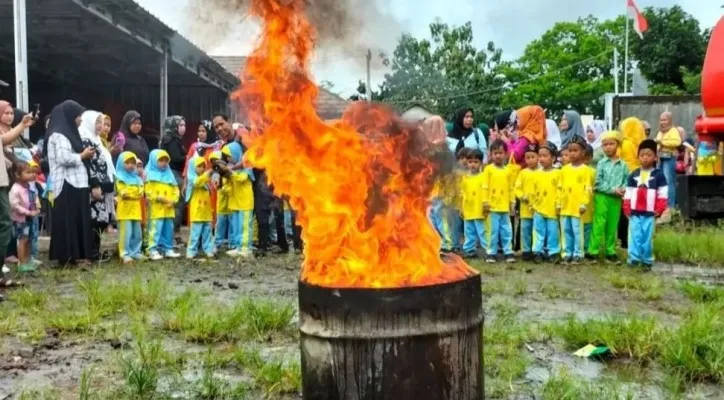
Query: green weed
[
  {"left": 79, "top": 367, "right": 94, "bottom": 400},
  {"left": 0, "top": 310, "right": 19, "bottom": 336},
  {"left": 541, "top": 368, "right": 634, "bottom": 399},
  {"left": 120, "top": 339, "right": 164, "bottom": 398},
  {"left": 539, "top": 282, "right": 575, "bottom": 299},
  {"left": 603, "top": 269, "right": 666, "bottom": 301},
  {"left": 9, "top": 288, "right": 49, "bottom": 310},
  {"left": 239, "top": 298, "right": 295, "bottom": 340},
  {"left": 511, "top": 275, "right": 528, "bottom": 296},
  {"left": 678, "top": 281, "right": 724, "bottom": 304},
  {"left": 253, "top": 359, "right": 302, "bottom": 397},
  {"left": 481, "top": 279, "right": 507, "bottom": 296},
  {"left": 654, "top": 225, "right": 724, "bottom": 266}
]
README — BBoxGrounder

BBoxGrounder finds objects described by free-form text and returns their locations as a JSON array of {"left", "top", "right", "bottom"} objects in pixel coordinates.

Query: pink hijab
[{"left": 0, "top": 100, "right": 12, "bottom": 133}]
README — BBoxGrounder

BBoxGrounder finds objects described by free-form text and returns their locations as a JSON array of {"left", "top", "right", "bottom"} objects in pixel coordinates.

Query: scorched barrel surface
[{"left": 298, "top": 274, "right": 483, "bottom": 400}]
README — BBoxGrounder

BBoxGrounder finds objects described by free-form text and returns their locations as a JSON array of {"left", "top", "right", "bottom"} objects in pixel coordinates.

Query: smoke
[{"left": 183, "top": 0, "right": 400, "bottom": 68}]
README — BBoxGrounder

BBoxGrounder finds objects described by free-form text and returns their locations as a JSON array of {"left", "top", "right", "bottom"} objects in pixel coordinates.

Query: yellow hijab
[{"left": 100, "top": 114, "right": 112, "bottom": 148}]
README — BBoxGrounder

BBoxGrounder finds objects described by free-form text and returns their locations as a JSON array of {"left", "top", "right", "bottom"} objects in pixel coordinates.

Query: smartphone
[{"left": 32, "top": 103, "right": 40, "bottom": 119}]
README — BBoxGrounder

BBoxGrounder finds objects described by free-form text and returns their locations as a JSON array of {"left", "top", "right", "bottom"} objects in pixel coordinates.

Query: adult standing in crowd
[
  {"left": 617, "top": 117, "right": 647, "bottom": 249},
  {"left": 545, "top": 119, "right": 562, "bottom": 149},
  {"left": 79, "top": 110, "right": 115, "bottom": 260},
  {"left": 655, "top": 111, "right": 681, "bottom": 223},
  {"left": 0, "top": 101, "right": 36, "bottom": 284},
  {"left": 159, "top": 115, "right": 187, "bottom": 235},
  {"left": 586, "top": 120, "right": 607, "bottom": 165},
  {"left": 559, "top": 110, "right": 585, "bottom": 148},
  {"left": 116, "top": 110, "right": 149, "bottom": 165},
  {"left": 447, "top": 107, "right": 488, "bottom": 162},
  {"left": 45, "top": 100, "right": 95, "bottom": 265}
]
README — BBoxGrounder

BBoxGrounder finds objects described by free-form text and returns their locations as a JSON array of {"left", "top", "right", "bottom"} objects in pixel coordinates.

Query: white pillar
[
  {"left": 13, "top": 0, "right": 29, "bottom": 138},
  {"left": 159, "top": 51, "right": 168, "bottom": 134}
]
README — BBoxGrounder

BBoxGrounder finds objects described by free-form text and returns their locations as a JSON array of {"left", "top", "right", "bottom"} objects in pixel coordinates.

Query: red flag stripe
[{"left": 627, "top": 0, "right": 649, "bottom": 38}]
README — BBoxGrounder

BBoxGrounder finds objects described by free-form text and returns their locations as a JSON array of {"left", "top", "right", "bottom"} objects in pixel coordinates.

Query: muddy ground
[{"left": 0, "top": 234, "right": 723, "bottom": 399}]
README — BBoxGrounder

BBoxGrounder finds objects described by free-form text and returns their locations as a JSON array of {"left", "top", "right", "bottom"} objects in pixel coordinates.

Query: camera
[{"left": 212, "top": 159, "right": 228, "bottom": 175}]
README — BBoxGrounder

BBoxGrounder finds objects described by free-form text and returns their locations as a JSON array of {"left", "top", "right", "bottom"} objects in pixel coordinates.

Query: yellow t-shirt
[
  {"left": 227, "top": 171, "right": 255, "bottom": 212},
  {"left": 582, "top": 165, "right": 596, "bottom": 224},
  {"left": 461, "top": 171, "right": 485, "bottom": 220},
  {"left": 514, "top": 168, "right": 538, "bottom": 219},
  {"left": 189, "top": 173, "right": 213, "bottom": 223},
  {"left": 557, "top": 164, "right": 592, "bottom": 218},
  {"left": 216, "top": 178, "right": 232, "bottom": 215},
  {"left": 532, "top": 168, "right": 560, "bottom": 218},
  {"left": 115, "top": 181, "right": 144, "bottom": 221},
  {"left": 144, "top": 181, "right": 179, "bottom": 220},
  {"left": 482, "top": 164, "right": 514, "bottom": 213}
]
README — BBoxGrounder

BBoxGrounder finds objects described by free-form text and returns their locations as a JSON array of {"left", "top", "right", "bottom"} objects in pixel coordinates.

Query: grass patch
[
  {"left": 481, "top": 279, "right": 507, "bottom": 296},
  {"left": 654, "top": 225, "right": 724, "bottom": 266},
  {"left": 678, "top": 281, "right": 724, "bottom": 303},
  {"left": 660, "top": 303, "right": 724, "bottom": 384},
  {"left": 0, "top": 310, "right": 19, "bottom": 336},
  {"left": 8, "top": 288, "right": 49, "bottom": 310},
  {"left": 541, "top": 368, "right": 634, "bottom": 399},
  {"left": 549, "top": 314, "right": 662, "bottom": 361},
  {"left": 603, "top": 269, "right": 666, "bottom": 301},
  {"left": 539, "top": 282, "right": 575, "bottom": 299}
]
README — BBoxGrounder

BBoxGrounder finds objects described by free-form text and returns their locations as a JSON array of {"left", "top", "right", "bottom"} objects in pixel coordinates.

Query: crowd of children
[{"left": 433, "top": 128, "right": 668, "bottom": 269}]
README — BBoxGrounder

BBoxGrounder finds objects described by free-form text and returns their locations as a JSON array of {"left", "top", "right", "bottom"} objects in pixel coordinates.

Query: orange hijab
[{"left": 516, "top": 105, "right": 547, "bottom": 144}]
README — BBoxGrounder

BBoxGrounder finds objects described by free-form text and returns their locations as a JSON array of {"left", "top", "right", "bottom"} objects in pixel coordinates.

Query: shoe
[
  {"left": 534, "top": 254, "right": 543, "bottom": 264},
  {"left": 226, "top": 249, "right": 241, "bottom": 257},
  {"left": 2, "top": 264, "right": 10, "bottom": 274},
  {"left": 164, "top": 251, "right": 181, "bottom": 259},
  {"left": 185, "top": 254, "right": 195, "bottom": 260},
  {"left": 149, "top": 252, "right": 164, "bottom": 261},
  {"left": 205, "top": 252, "right": 216, "bottom": 258},
  {"left": 31, "top": 258, "right": 43, "bottom": 266},
  {"left": 521, "top": 252, "right": 532, "bottom": 262},
  {"left": 122, "top": 256, "right": 134, "bottom": 264},
  {"left": 584, "top": 254, "right": 598, "bottom": 264},
  {"left": 570, "top": 256, "right": 582, "bottom": 265},
  {"left": 239, "top": 249, "right": 254, "bottom": 258},
  {"left": 485, "top": 256, "right": 496, "bottom": 264},
  {"left": 605, "top": 255, "right": 620, "bottom": 265},
  {"left": 463, "top": 252, "right": 477, "bottom": 259},
  {"left": 18, "top": 263, "right": 37, "bottom": 273},
  {"left": 505, "top": 255, "right": 516, "bottom": 263}
]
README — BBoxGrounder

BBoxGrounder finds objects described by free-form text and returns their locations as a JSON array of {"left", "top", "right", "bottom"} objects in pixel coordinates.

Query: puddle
[{"left": 656, "top": 263, "right": 724, "bottom": 285}]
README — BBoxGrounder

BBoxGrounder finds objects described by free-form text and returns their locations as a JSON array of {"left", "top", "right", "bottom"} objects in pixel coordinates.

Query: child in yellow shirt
[
  {"left": 209, "top": 151, "right": 232, "bottom": 251},
  {"left": 557, "top": 136, "right": 592, "bottom": 264},
  {"left": 482, "top": 140, "right": 516, "bottom": 263},
  {"left": 532, "top": 143, "right": 561, "bottom": 262},
  {"left": 221, "top": 142, "right": 255, "bottom": 258},
  {"left": 115, "top": 152, "right": 145, "bottom": 263},
  {"left": 514, "top": 144, "right": 539, "bottom": 261},
  {"left": 461, "top": 149, "right": 486, "bottom": 258},
  {"left": 582, "top": 144, "right": 596, "bottom": 251},
  {"left": 185, "top": 156, "right": 214, "bottom": 259},
  {"left": 144, "top": 149, "right": 180, "bottom": 260}
]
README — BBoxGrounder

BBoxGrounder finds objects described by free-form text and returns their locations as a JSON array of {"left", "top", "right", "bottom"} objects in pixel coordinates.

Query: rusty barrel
[{"left": 298, "top": 274, "right": 483, "bottom": 400}]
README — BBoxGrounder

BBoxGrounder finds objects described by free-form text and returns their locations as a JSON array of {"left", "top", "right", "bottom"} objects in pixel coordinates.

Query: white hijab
[
  {"left": 79, "top": 110, "right": 115, "bottom": 180},
  {"left": 545, "top": 119, "right": 562, "bottom": 149},
  {"left": 586, "top": 120, "right": 607, "bottom": 150}
]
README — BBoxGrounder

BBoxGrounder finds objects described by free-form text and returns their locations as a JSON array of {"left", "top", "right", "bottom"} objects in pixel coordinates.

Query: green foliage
[
  {"left": 376, "top": 20, "right": 505, "bottom": 120},
  {"left": 501, "top": 16, "right": 626, "bottom": 117},
  {"left": 631, "top": 6, "right": 707, "bottom": 91}
]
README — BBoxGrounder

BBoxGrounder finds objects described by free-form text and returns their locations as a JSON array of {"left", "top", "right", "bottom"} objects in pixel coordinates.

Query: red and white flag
[{"left": 627, "top": 0, "right": 649, "bottom": 39}]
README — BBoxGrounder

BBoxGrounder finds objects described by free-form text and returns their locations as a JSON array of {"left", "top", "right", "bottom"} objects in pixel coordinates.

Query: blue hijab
[
  {"left": 222, "top": 142, "right": 255, "bottom": 181},
  {"left": 115, "top": 151, "right": 144, "bottom": 186},
  {"left": 184, "top": 156, "right": 208, "bottom": 202},
  {"left": 145, "top": 149, "right": 177, "bottom": 185}
]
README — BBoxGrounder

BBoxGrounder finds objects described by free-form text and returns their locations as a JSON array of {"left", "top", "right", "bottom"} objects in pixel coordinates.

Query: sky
[{"left": 137, "top": 0, "right": 722, "bottom": 96}]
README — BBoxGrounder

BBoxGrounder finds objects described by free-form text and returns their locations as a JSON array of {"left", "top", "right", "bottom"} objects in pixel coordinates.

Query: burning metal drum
[{"left": 298, "top": 274, "right": 483, "bottom": 400}]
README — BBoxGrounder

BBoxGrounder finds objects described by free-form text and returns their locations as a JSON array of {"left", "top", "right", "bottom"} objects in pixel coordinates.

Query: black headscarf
[
  {"left": 43, "top": 100, "right": 85, "bottom": 156},
  {"left": 200, "top": 120, "right": 218, "bottom": 144},
  {"left": 493, "top": 110, "right": 513, "bottom": 131},
  {"left": 119, "top": 110, "right": 141, "bottom": 136},
  {"left": 449, "top": 107, "right": 474, "bottom": 141}
]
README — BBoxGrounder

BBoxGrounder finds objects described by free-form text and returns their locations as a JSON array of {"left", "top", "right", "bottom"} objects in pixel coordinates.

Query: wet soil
[{"left": 0, "top": 235, "right": 722, "bottom": 399}]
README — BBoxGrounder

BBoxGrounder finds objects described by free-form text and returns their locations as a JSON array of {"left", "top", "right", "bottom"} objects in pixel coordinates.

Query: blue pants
[
  {"left": 429, "top": 199, "right": 453, "bottom": 251},
  {"left": 520, "top": 218, "right": 533, "bottom": 253},
  {"left": 187, "top": 222, "right": 214, "bottom": 257},
  {"left": 215, "top": 213, "right": 232, "bottom": 249},
  {"left": 463, "top": 219, "right": 486, "bottom": 254},
  {"left": 532, "top": 213, "right": 560, "bottom": 256},
  {"left": 119, "top": 220, "right": 142, "bottom": 259},
  {"left": 30, "top": 216, "right": 39, "bottom": 257},
  {"left": 229, "top": 210, "right": 254, "bottom": 251},
  {"left": 269, "top": 212, "right": 278, "bottom": 242},
  {"left": 584, "top": 223, "right": 592, "bottom": 250},
  {"left": 628, "top": 214, "right": 655, "bottom": 265},
  {"left": 660, "top": 157, "right": 676, "bottom": 208},
  {"left": 448, "top": 208, "right": 463, "bottom": 251},
  {"left": 560, "top": 216, "right": 584, "bottom": 258},
  {"left": 284, "top": 209, "right": 293, "bottom": 237},
  {"left": 148, "top": 218, "right": 174, "bottom": 254},
  {"left": 486, "top": 212, "right": 513, "bottom": 256}
]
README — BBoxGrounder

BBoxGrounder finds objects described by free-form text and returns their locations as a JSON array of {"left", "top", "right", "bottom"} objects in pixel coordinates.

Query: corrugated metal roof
[{"left": 212, "top": 55, "right": 350, "bottom": 119}]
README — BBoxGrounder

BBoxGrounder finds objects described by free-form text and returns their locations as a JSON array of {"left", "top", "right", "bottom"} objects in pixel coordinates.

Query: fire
[{"left": 234, "top": 0, "right": 476, "bottom": 288}]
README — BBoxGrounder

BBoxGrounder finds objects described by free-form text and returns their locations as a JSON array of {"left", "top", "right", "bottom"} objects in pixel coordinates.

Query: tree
[
  {"left": 375, "top": 21, "right": 505, "bottom": 121},
  {"left": 630, "top": 6, "right": 707, "bottom": 91},
  {"left": 347, "top": 80, "right": 384, "bottom": 101},
  {"left": 501, "top": 16, "right": 626, "bottom": 117}
]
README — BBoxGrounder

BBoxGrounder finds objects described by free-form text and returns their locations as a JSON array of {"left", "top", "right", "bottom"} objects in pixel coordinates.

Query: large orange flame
[{"left": 234, "top": 0, "right": 476, "bottom": 288}]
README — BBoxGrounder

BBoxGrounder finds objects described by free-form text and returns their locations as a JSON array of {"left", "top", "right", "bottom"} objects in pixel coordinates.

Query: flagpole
[{"left": 624, "top": 12, "right": 630, "bottom": 93}]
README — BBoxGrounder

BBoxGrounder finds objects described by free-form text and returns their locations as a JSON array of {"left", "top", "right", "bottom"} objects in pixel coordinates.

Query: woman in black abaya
[{"left": 45, "top": 100, "right": 96, "bottom": 265}]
